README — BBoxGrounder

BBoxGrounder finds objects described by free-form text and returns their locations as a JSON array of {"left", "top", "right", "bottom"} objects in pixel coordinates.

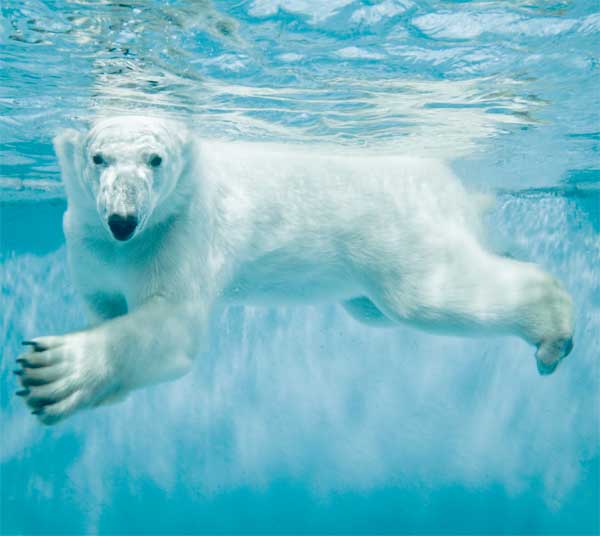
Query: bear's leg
[
  {"left": 342, "top": 296, "right": 395, "bottom": 327},
  {"left": 365, "top": 247, "right": 574, "bottom": 374},
  {"left": 16, "top": 297, "right": 211, "bottom": 424},
  {"left": 82, "top": 292, "right": 128, "bottom": 324}
]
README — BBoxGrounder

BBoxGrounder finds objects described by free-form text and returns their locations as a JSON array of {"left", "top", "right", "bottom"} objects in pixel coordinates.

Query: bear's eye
[
  {"left": 92, "top": 153, "right": 105, "bottom": 166},
  {"left": 149, "top": 154, "right": 162, "bottom": 168}
]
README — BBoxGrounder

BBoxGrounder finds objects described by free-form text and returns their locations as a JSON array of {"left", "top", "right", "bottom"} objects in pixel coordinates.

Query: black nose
[{"left": 108, "top": 214, "right": 138, "bottom": 241}]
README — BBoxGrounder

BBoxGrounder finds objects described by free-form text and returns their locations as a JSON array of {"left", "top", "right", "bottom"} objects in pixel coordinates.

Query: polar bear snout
[
  {"left": 96, "top": 169, "right": 152, "bottom": 241},
  {"left": 108, "top": 213, "right": 139, "bottom": 241}
]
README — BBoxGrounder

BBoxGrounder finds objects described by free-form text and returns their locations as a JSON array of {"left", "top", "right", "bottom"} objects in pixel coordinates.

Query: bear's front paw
[{"left": 14, "top": 332, "right": 123, "bottom": 425}]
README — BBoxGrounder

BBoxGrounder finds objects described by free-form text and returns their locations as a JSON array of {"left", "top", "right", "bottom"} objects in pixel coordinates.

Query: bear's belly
[{"left": 223, "top": 256, "right": 359, "bottom": 306}]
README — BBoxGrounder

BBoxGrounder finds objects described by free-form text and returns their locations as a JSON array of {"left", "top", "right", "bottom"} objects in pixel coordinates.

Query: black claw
[
  {"left": 13, "top": 369, "right": 23, "bottom": 376},
  {"left": 22, "top": 341, "right": 46, "bottom": 352},
  {"left": 16, "top": 357, "right": 44, "bottom": 369},
  {"left": 21, "top": 377, "right": 48, "bottom": 388},
  {"left": 16, "top": 389, "right": 30, "bottom": 397}
]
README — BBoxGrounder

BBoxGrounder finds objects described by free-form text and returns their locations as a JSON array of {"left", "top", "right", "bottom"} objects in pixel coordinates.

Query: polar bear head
[{"left": 54, "top": 115, "right": 192, "bottom": 242}]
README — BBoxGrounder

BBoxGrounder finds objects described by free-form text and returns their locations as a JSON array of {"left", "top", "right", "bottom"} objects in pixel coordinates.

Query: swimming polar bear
[{"left": 16, "top": 116, "right": 574, "bottom": 425}]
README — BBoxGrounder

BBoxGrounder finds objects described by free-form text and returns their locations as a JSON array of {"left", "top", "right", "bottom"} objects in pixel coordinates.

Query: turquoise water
[{"left": 1, "top": 1, "right": 599, "bottom": 534}]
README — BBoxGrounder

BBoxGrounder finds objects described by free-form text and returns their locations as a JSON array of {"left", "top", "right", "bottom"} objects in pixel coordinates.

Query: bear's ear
[
  {"left": 177, "top": 126, "right": 197, "bottom": 163},
  {"left": 53, "top": 128, "right": 83, "bottom": 184}
]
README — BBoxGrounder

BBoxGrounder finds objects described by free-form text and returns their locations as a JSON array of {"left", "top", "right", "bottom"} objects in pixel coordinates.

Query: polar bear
[{"left": 16, "top": 116, "right": 574, "bottom": 425}]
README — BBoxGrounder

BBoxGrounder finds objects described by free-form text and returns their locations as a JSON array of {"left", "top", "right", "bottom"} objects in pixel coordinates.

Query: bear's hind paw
[{"left": 535, "top": 337, "right": 574, "bottom": 376}]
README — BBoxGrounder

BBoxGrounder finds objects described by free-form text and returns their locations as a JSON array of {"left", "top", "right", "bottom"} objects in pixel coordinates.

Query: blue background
[{"left": 1, "top": 0, "right": 599, "bottom": 533}]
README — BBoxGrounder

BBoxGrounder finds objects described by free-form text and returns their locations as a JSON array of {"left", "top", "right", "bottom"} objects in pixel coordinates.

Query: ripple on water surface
[{"left": 1, "top": 0, "right": 598, "bottom": 194}]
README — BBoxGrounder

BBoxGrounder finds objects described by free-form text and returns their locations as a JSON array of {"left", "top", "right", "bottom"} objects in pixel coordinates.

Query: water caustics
[{"left": 0, "top": 0, "right": 599, "bottom": 534}]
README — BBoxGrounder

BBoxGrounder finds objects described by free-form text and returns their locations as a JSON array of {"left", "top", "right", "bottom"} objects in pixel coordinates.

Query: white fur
[{"left": 17, "top": 116, "right": 574, "bottom": 424}]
